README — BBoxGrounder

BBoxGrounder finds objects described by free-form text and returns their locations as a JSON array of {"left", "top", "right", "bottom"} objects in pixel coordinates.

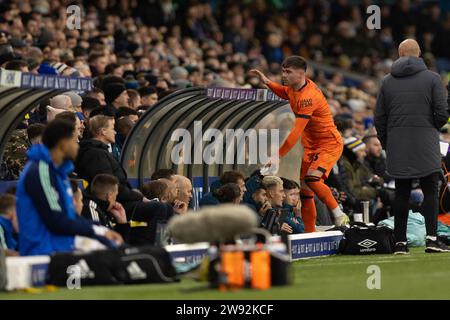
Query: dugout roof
[{"left": 121, "top": 87, "right": 302, "bottom": 192}]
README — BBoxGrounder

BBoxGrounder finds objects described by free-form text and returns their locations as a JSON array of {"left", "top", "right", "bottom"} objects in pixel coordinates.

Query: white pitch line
[{"left": 296, "top": 258, "right": 432, "bottom": 267}]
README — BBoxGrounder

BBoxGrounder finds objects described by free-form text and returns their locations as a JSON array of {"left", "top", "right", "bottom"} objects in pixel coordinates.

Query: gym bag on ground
[{"left": 339, "top": 222, "right": 395, "bottom": 255}]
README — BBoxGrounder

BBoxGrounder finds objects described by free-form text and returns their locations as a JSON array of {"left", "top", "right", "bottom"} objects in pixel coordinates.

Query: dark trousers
[{"left": 393, "top": 172, "right": 439, "bottom": 242}]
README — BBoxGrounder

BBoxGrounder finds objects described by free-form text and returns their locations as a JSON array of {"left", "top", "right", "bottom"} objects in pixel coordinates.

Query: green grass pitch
[{"left": 2, "top": 247, "right": 450, "bottom": 300}]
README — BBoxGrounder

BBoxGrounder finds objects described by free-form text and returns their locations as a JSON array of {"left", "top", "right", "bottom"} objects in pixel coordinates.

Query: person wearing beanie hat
[
  {"left": 242, "top": 173, "right": 270, "bottom": 221},
  {"left": 63, "top": 91, "right": 83, "bottom": 112},
  {"left": 344, "top": 136, "right": 366, "bottom": 155},
  {"left": 341, "top": 136, "right": 378, "bottom": 203},
  {"left": 103, "top": 83, "right": 129, "bottom": 117}
]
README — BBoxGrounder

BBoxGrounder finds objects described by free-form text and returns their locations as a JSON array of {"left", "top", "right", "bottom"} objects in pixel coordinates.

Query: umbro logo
[{"left": 358, "top": 239, "right": 377, "bottom": 249}]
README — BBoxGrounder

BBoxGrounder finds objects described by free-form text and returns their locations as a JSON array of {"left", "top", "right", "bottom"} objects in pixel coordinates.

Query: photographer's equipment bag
[{"left": 339, "top": 222, "right": 395, "bottom": 255}]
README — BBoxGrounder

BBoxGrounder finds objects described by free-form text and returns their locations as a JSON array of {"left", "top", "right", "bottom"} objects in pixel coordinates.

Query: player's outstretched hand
[
  {"left": 261, "top": 155, "right": 279, "bottom": 175},
  {"left": 249, "top": 69, "right": 270, "bottom": 85}
]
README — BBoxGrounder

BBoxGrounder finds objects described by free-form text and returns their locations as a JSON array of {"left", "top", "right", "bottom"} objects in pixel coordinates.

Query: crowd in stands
[{"left": 0, "top": 0, "right": 449, "bottom": 256}]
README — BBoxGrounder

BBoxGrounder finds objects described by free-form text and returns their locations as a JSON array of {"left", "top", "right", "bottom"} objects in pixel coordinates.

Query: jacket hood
[
  {"left": 391, "top": 56, "right": 427, "bottom": 78},
  {"left": 27, "top": 144, "right": 74, "bottom": 176}
]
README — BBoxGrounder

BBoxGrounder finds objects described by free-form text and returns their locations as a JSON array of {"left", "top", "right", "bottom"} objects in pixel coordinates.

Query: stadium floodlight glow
[{"left": 170, "top": 121, "right": 279, "bottom": 165}]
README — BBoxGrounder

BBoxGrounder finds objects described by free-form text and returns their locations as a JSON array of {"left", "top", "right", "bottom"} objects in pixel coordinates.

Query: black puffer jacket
[
  {"left": 375, "top": 56, "right": 449, "bottom": 178},
  {"left": 75, "top": 139, "right": 143, "bottom": 204}
]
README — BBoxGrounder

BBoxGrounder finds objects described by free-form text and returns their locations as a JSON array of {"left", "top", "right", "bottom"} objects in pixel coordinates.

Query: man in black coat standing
[{"left": 375, "top": 39, "right": 450, "bottom": 254}]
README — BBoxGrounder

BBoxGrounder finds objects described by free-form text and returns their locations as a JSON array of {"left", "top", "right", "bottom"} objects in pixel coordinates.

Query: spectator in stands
[
  {"left": 375, "top": 39, "right": 450, "bottom": 254},
  {"left": 64, "top": 91, "right": 83, "bottom": 113},
  {"left": 363, "top": 134, "right": 391, "bottom": 182},
  {"left": 81, "top": 96, "right": 101, "bottom": 119},
  {"left": 151, "top": 168, "right": 176, "bottom": 181},
  {"left": 115, "top": 107, "right": 139, "bottom": 123},
  {"left": 75, "top": 116, "right": 183, "bottom": 245},
  {"left": 200, "top": 170, "right": 246, "bottom": 206},
  {"left": 341, "top": 137, "right": 378, "bottom": 202},
  {"left": 4, "top": 59, "right": 28, "bottom": 72},
  {"left": 243, "top": 170, "right": 271, "bottom": 219},
  {"left": 213, "top": 183, "right": 242, "bottom": 204},
  {"left": 138, "top": 86, "right": 159, "bottom": 111},
  {"left": 174, "top": 175, "right": 193, "bottom": 206},
  {"left": 0, "top": 193, "right": 19, "bottom": 256},
  {"left": 261, "top": 176, "right": 294, "bottom": 235},
  {"left": 85, "top": 88, "right": 106, "bottom": 107},
  {"left": 81, "top": 174, "right": 130, "bottom": 243},
  {"left": 50, "top": 94, "right": 73, "bottom": 111},
  {"left": 281, "top": 178, "right": 305, "bottom": 234},
  {"left": 103, "top": 83, "right": 129, "bottom": 117},
  {"left": 158, "top": 178, "right": 179, "bottom": 204},
  {"left": 127, "top": 89, "right": 141, "bottom": 110},
  {"left": 334, "top": 116, "right": 355, "bottom": 139},
  {"left": 55, "top": 111, "right": 85, "bottom": 141},
  {"left": 105, "top": 63, "right": 124, "bottom": 78},
  {"left": 114, "top": 116, "right": 134, "bottom": 153},
  {"left": 143, "top": 179, "right": 185, "bottom": 213},
  {"left": 17, "top": 119, "right": 123, "bottom": 255},
  {"left": 88, "top": 53, "right": 108, "bottom": 77},
  {"left": 142, "top": 180, "right": 168, "bottom": 201}
]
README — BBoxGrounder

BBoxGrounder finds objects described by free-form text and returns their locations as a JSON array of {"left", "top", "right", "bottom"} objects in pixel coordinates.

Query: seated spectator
[
  {"left": 334, "top": 116, "right": 354, "bottom": 138},
  {"left": 243, "top": 171, "right": 271, "bottom": 220},
  {"left": 4, "top": 59, "right": 29, "bottom": 72},
  {"left": 158, "top": 178, "right": 179, "bottom": 204},
  {"left": 127, "top": 89, "right": 141, "bottom": 110},
  {"left": 151, "top": 168, "right": 176, "bottom": 181},
  {"left": 103, "top": 83, "right": 129, "bottom": 116},
  {"left": 114, "top": 116, "right": 135, "bottom": 155},
  {"left": 81, "top": 174, "right": 130, "bottom": 243},
  {"left": 138, "top": 86, "right": 159, "bottom": 110},
  {"left": 213, "top": 183, "right": 242, "bottom": 204},
  {"left": 75, "top": 116, "right": 183, "bottom": 245},
  {"left": 84, "top": 88, "right": 106, "bottom": 106},
  {"left": 0, "top": 193, "right": 19, "bottom": 256},
  {"left": 261, "top": 176, "right": 293, "bottom": 235},
  {"left": 47, "top": 95, "right": 74, "bottom": 121},
  {"left": 200, "top": 170, "right": 246, "bottom": 206},
  {"left": 105, "top": 63, "right": 124, "bottom": 77},
  {"left": 64, "top": 92, "right": 83, "bottom": 114},
  {"left": 81, "top": 96, "right": 101, "bottom": 119},
  {"left": 17, "top": 119, "right": 123, "bottom": 256},
  {"left": 173, "top": 174, "right": 193, "bottom": 206},
  {"left": 363, "top": 134, "right": 391, "bottom": 182},
  {"left": 281, "top": 178, "right": 305, "bottom": 234},
  {"left": 143, "top": 178, "right": 184, "bottom": 215},
  {"left": 142, "top": 180, "right": 168, "bottom": 201},
  {"left": 115, "top": 107, "right": 139, "bottom": 123},
  {"left": 342, "top": 137, "right": 379, "bottom": 202},
  {"left": 55, "top": 111, "right": 85, "bottom": 141}
]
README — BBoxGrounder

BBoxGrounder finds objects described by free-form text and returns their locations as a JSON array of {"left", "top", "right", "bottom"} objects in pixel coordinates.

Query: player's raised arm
[
  {"left": 249, "top": 69, "right": 289, "bottom": 100},
  {"left": 278, "top": 116, "right": 310, "bottom": 158}
]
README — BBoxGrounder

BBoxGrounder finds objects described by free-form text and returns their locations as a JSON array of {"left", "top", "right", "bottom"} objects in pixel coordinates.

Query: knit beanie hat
[
  {"left": 104, "top": 83, "right": 126, "bottom": 104},
  {"left": 344, "top": 136, "right": 366, "bottom": 153}
]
